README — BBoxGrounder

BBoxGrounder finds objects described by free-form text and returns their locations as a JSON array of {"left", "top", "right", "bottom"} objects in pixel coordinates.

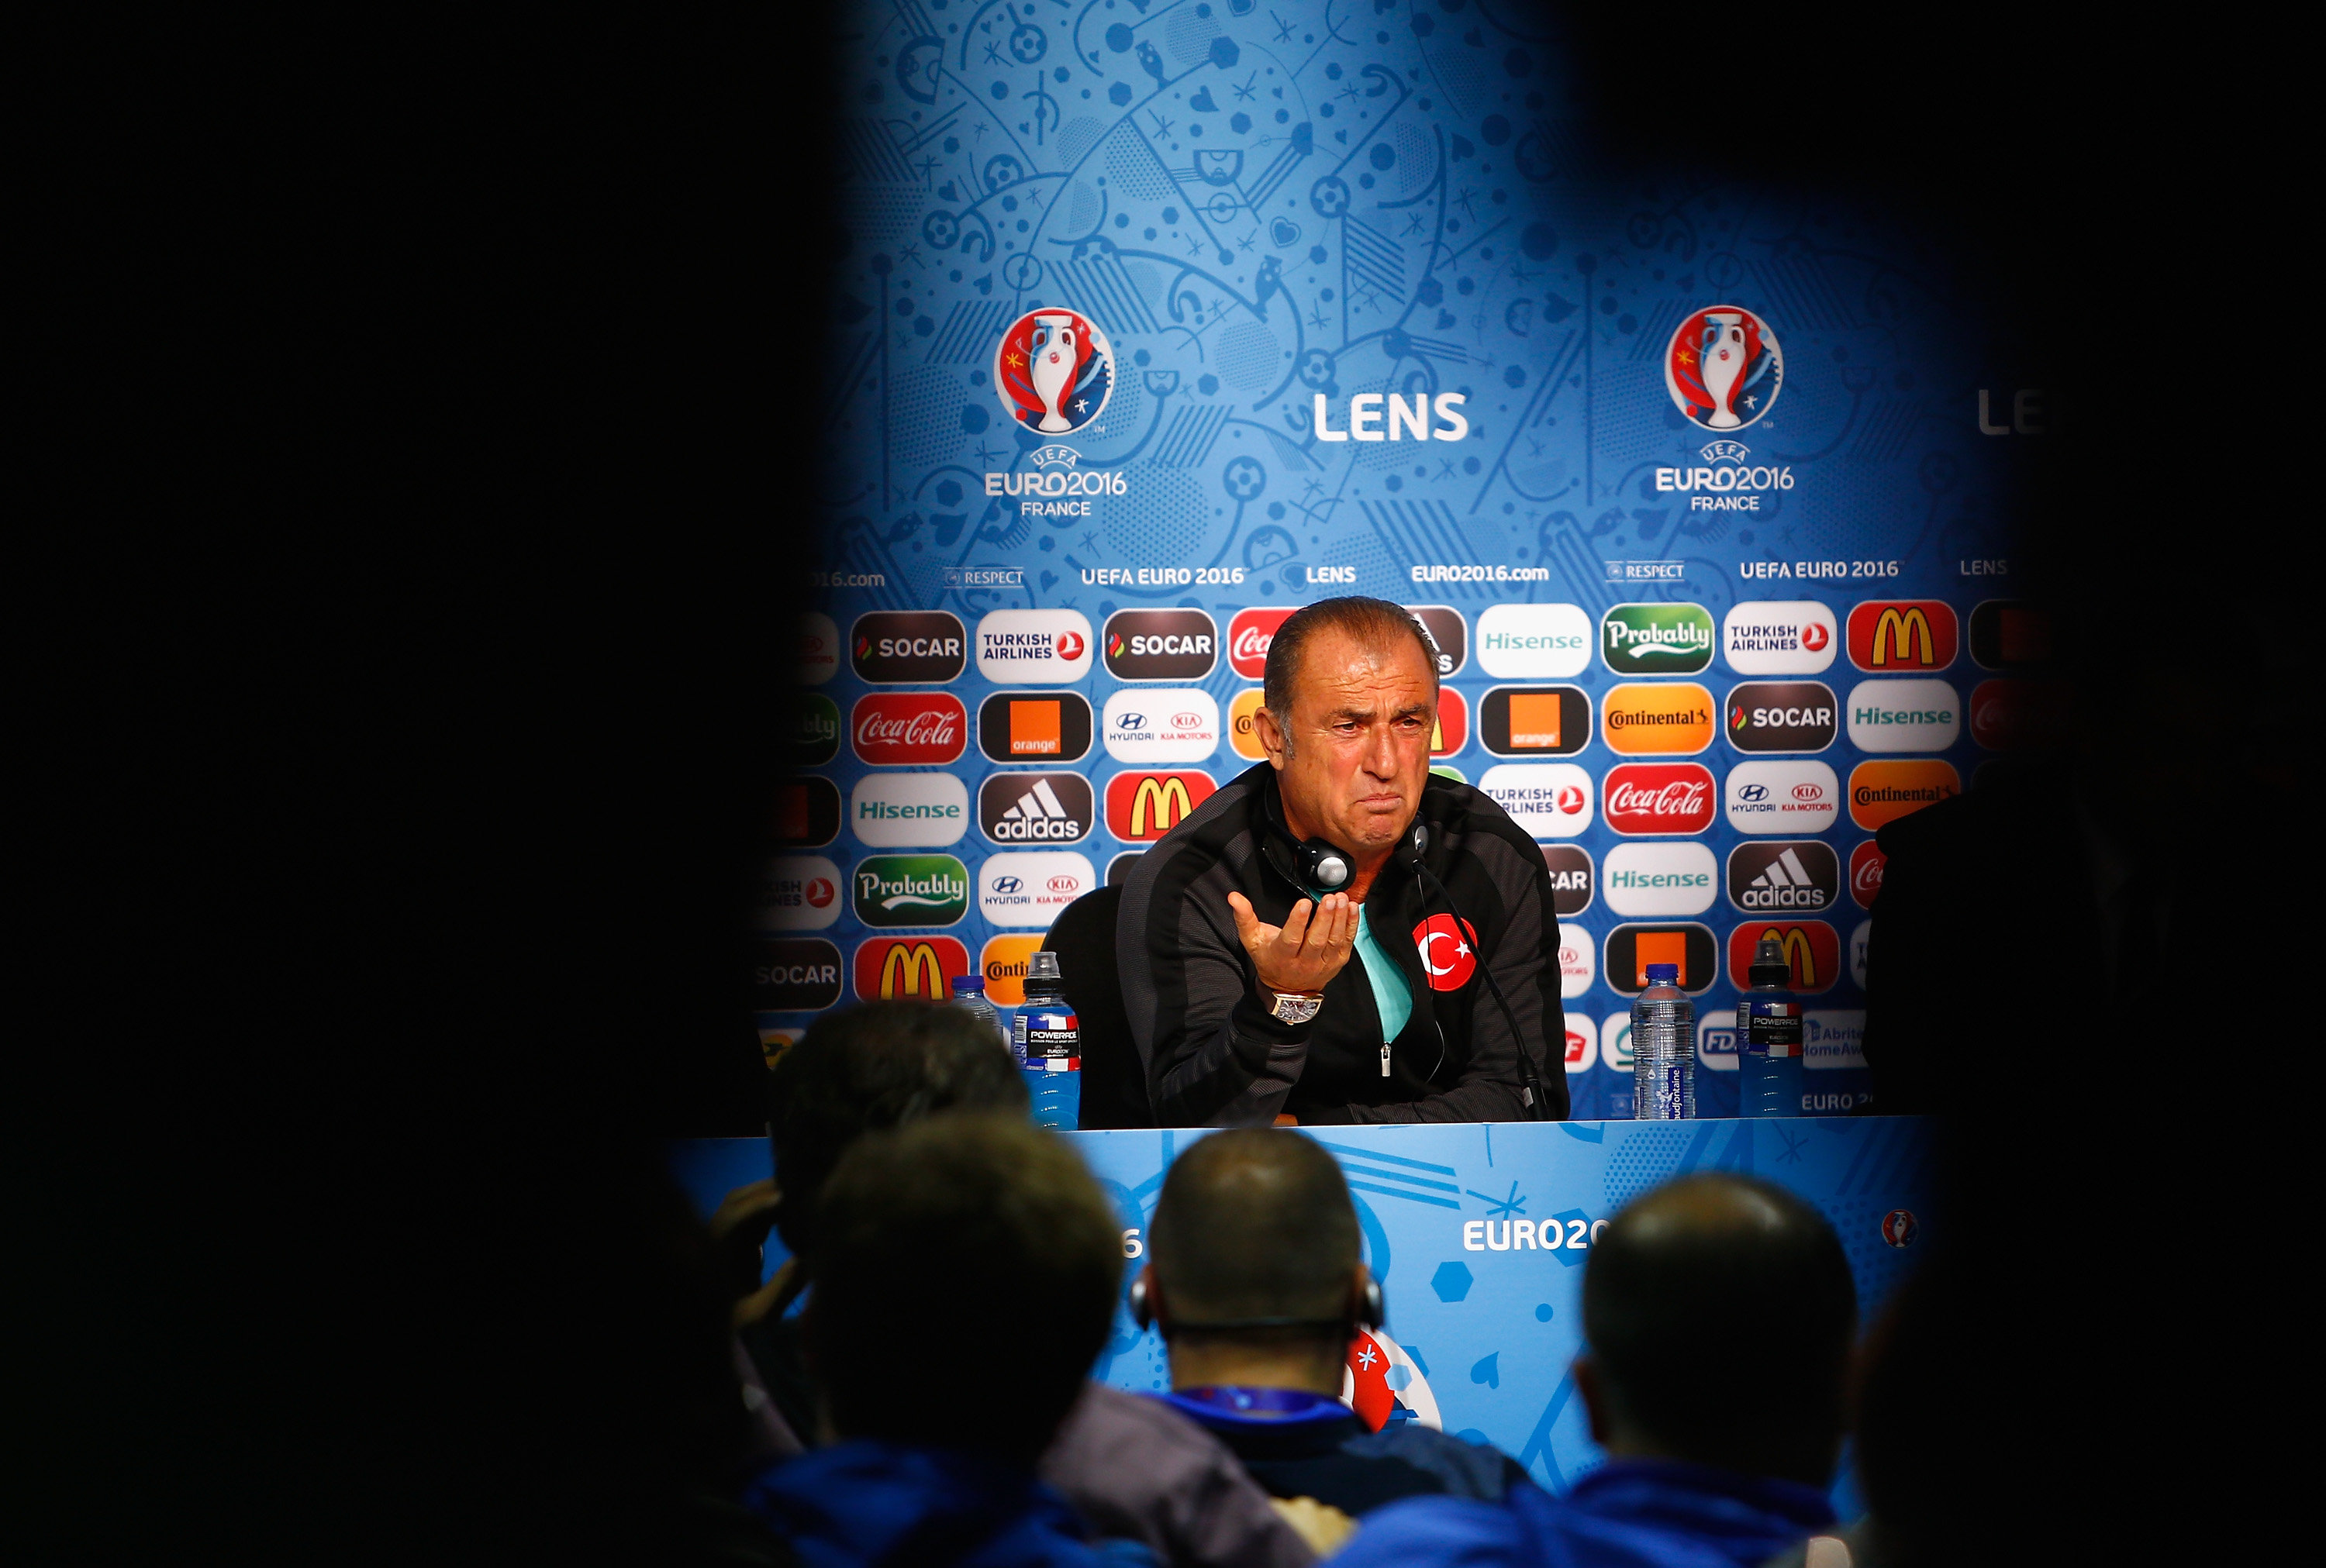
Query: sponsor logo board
[
  {"left": 1229, "top": 688, "right": 1268, "bottom": 760},
  {"left": 1430, "top": 688, "right": 1468, "bottom": 758},
  {"left": 979, "top": 935, "right": 1047, "bottom": 1006},
  {"left": 757, "top": 856, "right": 841, "bottom": 932},
  {"left": 775, "top": 777, "right": 843, "bottom": 848},
  {"left": 1698, "top": 1015, "right": 1739, "bottom": 1072},
  {"left": 787, "top": 693, "right": 840, "bottom": 766},
  {"left": 851, "top": 772, "right": 969, "bottom": 848},
  {"left": 1845, "top": 678, "right": 1959, "bottom": 752},
  {"left": 1727, "top": 840, "right": 1839, "bottom": 914},
  {"left": 1557, "top": 925, "right": 1595, "bottom": 999},
  {"left": 1849, "top": 840, "right": 1886, "bottom": 908},
  {"left": 851, "top": 610, "right": 968, "bottom": 684},
  {"left": 1846, "top": 601, "right": 1958, "bottom": 673},
  {"left": 854, "top": 937, "right": 971, "bottom": 1002},
  {"left": 978, "top": 852, "right": 1095, "bottom": 927},
  {"left": 976, "top": 609, "right": 1092, "bottom": 683},
  {"left": 1602, "top": 683, "right": 1715, "bottom": 755},
  {"left": 795, "top": 612, "right": 841, "bottom": 687},
  {"left": 1105, "top": 770, "right": 1216, "bottom": 841},
  {"left": 1409, "top": 605, "right": 1468, "bottom": 676},
  {"left": 1603, "top": 841, "right": 1718, "bottom": 918},
  {"left": 851, "top": 692, "right": 968, "bottom": 766},
  {"left": 1479, "top": 686, "right": 1591, "bottom": 756},
  {"left": 1726, "top": 921, "right": 1840, "bottom": 994},
  {"left": 1475, "top": 604, "right": 1592, "bottom": 679},
  {"left": 1850, "top": 918, "right": 1870, "bottom": 991},
  {"left": 1541, "top": 845, "right": 1593, "bottom": 917},
  {"left": 978, "top": 771, "right": 1096, "bottom": 845},
  {"left": 752, "top": 939, "right": 844, "bottom": 1011},
  {"left": 1103, "top": 688, "right": 1220, "bottom": 763},
  {"left": 1103, "top": 608, "right": 1218, "bottom": 681},
  {"left": 1968, "top": 678, "right": 2059, "bottom": 751},
  {"left": 758, "top": 1028, "right": 802, "bottom": 1072},
  {"left": 1602, "top": 762, "right": 1717, "bottom": 836},
  {"left": 1803, "top": 1010, "right": 1867, "bottom": 1070},
  {"left": 1725, "top": 760, "right": 1839, "bottom": 834},
  {"left": 1106, "top": 851, "right": 1144, "bottom": 886},
  {"left": 1563, "top": 1017, "right": 1597, "bottom": 1073},
  {"left": 1604, "top": 923, "right": 1719, "bottom": 995},
  {"left": 977, "top": 691, "right": 1093, "bottom": 763},
  {"left": 851, "top": 854, "right": 970, "bottom": 928},
  {"left": 1227, "top": 608, "right": 1296, "bottom": 678},
  {"left": 1969, "top": 599, "right": 2050, "bottom": 671},
  {"left": 1601, "top": 602, "right": 1715, "bottom": 676},
  {"left": 1479, "top": 763, "right": 1593, "bottom": 838},
  {"left": 1723, "top": 601, "right": 1838, "bottom": 675},
  {"left": 1664, "top": 305, "right": 1784, "bottom": 431},
  {"left": 1724, "top": 681, "right": 1838, "bottom": 753},
  {"left": 1600, "top": 1013, "right": 1636, "bottom": 1073},
  {"left": 1848, "top": 760, "right": 1960, "bottom": 831}
]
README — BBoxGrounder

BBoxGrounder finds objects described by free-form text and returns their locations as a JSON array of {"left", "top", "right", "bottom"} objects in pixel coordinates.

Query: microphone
[{"left": 1396, "top": 825, "right": 1552, "bottom": 1122}]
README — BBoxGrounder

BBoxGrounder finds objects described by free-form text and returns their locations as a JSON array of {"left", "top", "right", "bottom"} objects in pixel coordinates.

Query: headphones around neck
[
  {"left": 1258, "top": 781, "right": 1427, "bottom": 901},
  {"left": 1129, "top": 1270, "right": 1385, "bottom": 1336}
]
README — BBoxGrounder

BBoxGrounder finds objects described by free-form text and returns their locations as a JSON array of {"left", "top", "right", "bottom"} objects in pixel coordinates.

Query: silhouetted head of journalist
[
  {"left": 804, "top": 1114, "right": 1123, "bottom": 1467},
  {"left": 1579, "top": 1173, "right": 1856, "bottom": 1488}
]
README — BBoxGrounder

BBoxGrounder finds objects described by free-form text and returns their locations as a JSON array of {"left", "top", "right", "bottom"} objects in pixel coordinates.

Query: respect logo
[
  {"left": 1600, "top": 603, "right": 1714, "bottom": 676},
  {"left": 1601, "top": 684, "right": 1715, "bottom": 756},
  {"left": 1848, "top": 760, "right": 1960, "bottom": 831}
]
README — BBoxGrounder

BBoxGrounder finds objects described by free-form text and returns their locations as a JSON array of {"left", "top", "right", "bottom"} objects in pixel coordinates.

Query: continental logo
[
  {"left": 979, "top": 935, "right": 1046, "bottom": 1006},
  {"left": 1600, "top": 683, "right": 1714, "bottom": 756},
  {"left": 1847, "top": 760, "right": 1961, "bottom": 830},
  {"left": 1105, "top": 770, "right": 1216, "bottom": 841},
  {"left": 1845, "top": 601, "right": 1958, "bottom": 673},
  {"left": 1725, "top": 921, "right": 1840, "bottom": 995},
  {"left": 853, "top": 936, "right": 970, "bottom": 1002},
  {"left": 1600, "top": 602, "right": 1714, "bottom": 676},
  {"left": 1230, "top": 688, "right": 1268, "bottom": 760}
]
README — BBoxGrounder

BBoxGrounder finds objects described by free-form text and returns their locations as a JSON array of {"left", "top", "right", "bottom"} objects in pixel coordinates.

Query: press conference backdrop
[{"left": 763, "top": 2, "right": 2039, "bottom": 1118}]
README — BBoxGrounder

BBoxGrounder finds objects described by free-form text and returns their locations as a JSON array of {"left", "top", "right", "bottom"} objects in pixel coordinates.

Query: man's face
[{"left": 1257, "top": 625, "right": 1437, "bottom": 856}]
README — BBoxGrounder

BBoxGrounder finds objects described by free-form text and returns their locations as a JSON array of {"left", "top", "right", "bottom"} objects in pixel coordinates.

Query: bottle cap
[
  {"left": 1643, "top": 963, "right": 1679, "bottom": 984},
  {"left": 1748, "top": 934, "right": 1793, "bottom": 988},
  {"left": 1026, "top": 950, "right": 1063, "bottom": 982},
  {"left": 951, "top": 975, "right": 984, "bottom": 995}
]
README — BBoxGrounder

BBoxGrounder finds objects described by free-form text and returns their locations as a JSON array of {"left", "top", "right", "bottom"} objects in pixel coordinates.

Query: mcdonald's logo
[
  {"left": 1430, "top": 688, "right": 1468, "bottom": 758},
  {"left": 852, "top": 936, "right": 970, "bottom": 1001},
  {"left": 1846, "top": 600, "right": 1958, "bottom": 672},
  {"left": 1725, "top": 920, "right": 1839, "bottom": 995},
  {"left": 1105, "top": 770, "right": 1216, "bottom": 841}
]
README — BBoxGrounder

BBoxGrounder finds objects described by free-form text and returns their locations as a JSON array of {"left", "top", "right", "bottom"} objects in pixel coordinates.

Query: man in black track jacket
[{"left": 1117, "top": 597, "right": 1565, "bottom": 1126}]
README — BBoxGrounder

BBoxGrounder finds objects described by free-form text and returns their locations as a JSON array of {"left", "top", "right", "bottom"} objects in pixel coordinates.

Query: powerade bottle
[
  {"left": 951, "top": 975, "right": 1014, "bottom": 1063},
  {"left": 1014, "top": 950, "right": 1081, "bottom": 1130},
  {"left": 1631, "top": 963, "right": 1695, "bottom": 1120},
  {"left": 1738, "top": 935, "right": 1803, "bottom": 1118}
]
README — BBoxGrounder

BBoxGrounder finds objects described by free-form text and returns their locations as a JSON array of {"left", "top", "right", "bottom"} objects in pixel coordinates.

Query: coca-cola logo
[
  {"left": 1603, "top": 763, "right": 1717, "bottom": 836},
  {"left": 851, "top": 693, "right": 968, "bottom": 765},
  {"left": 1228, "top": 607, "right": 1296, "bottom": 678},
  {"left": 1850, "top": 839, "right": 1887, "bottom": 909}
]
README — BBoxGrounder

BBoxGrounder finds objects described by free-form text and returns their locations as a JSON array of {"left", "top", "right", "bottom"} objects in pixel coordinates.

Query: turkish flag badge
[{"left": 1410, "top": 913, "right": 1479, "bottom": 992}]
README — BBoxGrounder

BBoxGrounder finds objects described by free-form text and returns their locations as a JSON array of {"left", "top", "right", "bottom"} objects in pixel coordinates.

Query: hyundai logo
[
  {"left": 1738, "top": 784, "right": 1769, "bottom": 802},
  {"left": 992, "top": 876, "right": 1023, "bottom": 893},
  {"left": 1118, "top": 713, "right": 1147, "bottom": 729}
]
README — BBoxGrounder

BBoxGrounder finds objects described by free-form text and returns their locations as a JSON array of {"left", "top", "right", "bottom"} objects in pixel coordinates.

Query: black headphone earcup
[
  {"left": 1361, "top": 1278, "right": 1385, "bottom": 1332},
  {"left": 1129, "top": 1275, "right": 1152, "bottom": 1331}
]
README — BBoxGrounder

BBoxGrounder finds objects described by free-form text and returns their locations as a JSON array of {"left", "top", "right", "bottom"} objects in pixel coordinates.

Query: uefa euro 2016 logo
[
  {"left": 1663, "top": 305, "right": 1783, "bottom": 432},
  {"left": 995, "top": 307, "right": 1114, "bottom": 435}
]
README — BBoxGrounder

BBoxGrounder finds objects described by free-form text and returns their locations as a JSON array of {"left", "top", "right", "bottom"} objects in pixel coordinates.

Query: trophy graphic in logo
[
  {"left": 995, "top": 307, "right": 1114, "bottom": 435},
  {"left": 1663, "top": 305, "right": 1782, "bottom": 432}
]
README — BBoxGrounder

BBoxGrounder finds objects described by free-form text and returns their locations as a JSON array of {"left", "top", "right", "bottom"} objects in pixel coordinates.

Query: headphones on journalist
[
  {"left": 1129, "top": 1269, "right": 1385, "bottom": 1336},
  {"left": 1257, "top": 781, "right": 1428, "bottom": 902}
]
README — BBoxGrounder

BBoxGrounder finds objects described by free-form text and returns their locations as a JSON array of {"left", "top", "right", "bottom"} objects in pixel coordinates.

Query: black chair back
[{"left": 1041, "top": 885, "right": 1150, "bottom": 1129}]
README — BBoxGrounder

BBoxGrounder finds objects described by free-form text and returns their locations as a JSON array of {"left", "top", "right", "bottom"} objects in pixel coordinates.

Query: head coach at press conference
[{"left": 1117, "top": 597, "right": 1566, "bottom": 1126}]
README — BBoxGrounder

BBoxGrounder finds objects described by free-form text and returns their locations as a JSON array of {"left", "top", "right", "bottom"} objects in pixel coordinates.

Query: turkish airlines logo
[
  {"left": 1479, "top": 763, "right": 1593, "bottom": 838},
  {"left": 1724, "top": 681, "right": 1837, "bottom": 753},
  {"left": 1410, "top": 913, "right": 1479, "bottom": 991},
  {"left": 1723, "top": 601, "right": 1838, "bottom": 675},
  {"left": 1106, "top": 770, "right": 1216, "bottom": 841},
  {"left": 1602, "top": 763, "right": 1716, "bottom": 836},
  {"left": 758, "top": 855, "right": 842, "bottom": 932},
  {"left": 977, "top": 691, "right": 1093, "bottom": 763},
  {"left": 853, "top": 936, "right": 971, "bottom": 1002},
  {"left": 1104, "top": 608, "right": 1218, "bottom": 681},
  {"left": 1227, "top": 608, "right": 1296, "bottom": 679},
  {"left": 1849, "top": 839, "right": 1887, "bottom": 908},
  {"left": 851, "top": 611, "right": 968, "bottom": 684},
  {"left": 851, "top": 693, "right": 967, "bottom": 765},
  {"left": 1727, "top": 840, "right": 1838, "bottom": 914},
  {"left": 977, "top": 609, "right": 1095, "bottom": 684},
  {"left": 751, "top": 938, "right": 844, "bottom": 1011},
  {"left": 978, "top": 771, "right": 1096, "bottom": 844},
  {"left": 1846, "top": 601, "right": 1958, "bottom": 673},
  {"left": 1725, "top": 922, "right": 1840, "bottom": 995},
  {"left": 1725, "top": 760, "right": 1840, "bottom": 834}
]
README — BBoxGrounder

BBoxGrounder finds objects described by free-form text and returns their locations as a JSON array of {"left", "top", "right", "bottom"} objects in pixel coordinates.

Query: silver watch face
[{"left": 1270, "top": 992, "right": 1323, "bottom": 1025}]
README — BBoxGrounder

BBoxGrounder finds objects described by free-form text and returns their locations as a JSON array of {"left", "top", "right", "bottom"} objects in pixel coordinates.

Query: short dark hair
[
  {"left": 1582, "top": 1173, "right": 1856, "bottom": 1484},
  {"left": 1261, "top": 596, "right": 1440, "bottom": 729},
  {"left": 1150, "top": 1129, "right": 1360, "bottom": 1339},
  {"left": 767, "top": 1001, "right": 1027, "bottom": 1256},
  {"left": 809, "top": 1115, "right": 1122, "bottom": 1464}
]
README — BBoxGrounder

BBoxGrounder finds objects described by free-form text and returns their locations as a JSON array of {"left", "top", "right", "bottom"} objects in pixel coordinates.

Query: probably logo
[
  {"left": 1409, "top": 605, "right": 1468, "bottom": 676},
  {"left": 1227, "top": 607, "right": 1296, "bottom": 678},
  {"left": 1727, "top": 921, "right": 1840, "bottom": 994},
  {"left": 977, "top": 691, "right": 1093, "bottom": 763},
  {"left": 1845, "top": 678, "right": 1960, "bottom": 752},
  {"left": 993, "top": 305, "right": 1113, "bottom": 434},
  {"left": 787, "top": 693, "right": 841, "bottom": 765},
  {"left": 978, "top": 851, "right": 1094, "bottom": 926},
  {"left": 1727, "top": 841, "right": 1839, "bottom": 914},
  {"left": 1410, "top": 913, "right": 1480, "bottom": 991},
  {"left": 1603, "top": 841, "right": 1718, "bottom": 918},
  {"left": 1430, "top": 688, "right": 1469, "bottom": 758},
  {"left": 774, "top": 777, "right": 843, "bottom": 847},
  {"left": 1475, "top": 603, "right": 1593, "bottom": 679},
  {"left": 1724, "top": 681, "right": 1838, "bottom": 753},
  {"left": 1558, "top": 926, "right": 1596, "bottom": 998},
  {"left": 751, "top": 939, "right": 844, "bottom": 1011},
  {"left": 1481, "top": 686, "right": 1590, "bottom": 756},
  {"left": 977, "top": 609, "right": 1095, "bottom": 684},
  {"left": 1229, "top": 688, "right": 1268, "bottom": 760},
  {"left": 1600, "top": 603, "right": 1715, "bottom": 676},
  {"left": 1103, "top": 608, "right": 1218, "bottom": 681},
  {"left": 851, "top": 773, "right": 970, "bottom": 848},
  {"left": 1105, "top": 770, "right": 1216, "bottom": 841},
  {"left": 1846, "top": 601, "right": 1958, "bottom": 673},
  {"left": 795, "top": 612, "right": 841, "bottom": 687},
  {"left": 1969, "top": 600, "right": 2051, "bottom": 671},
  {"left": 1882, "top": 1210, "right": 1919, "bottom": 1248},
  {"left": 758, "top": 856, "right": 843, "bottom": 932},
  {"left": 1848, "top": 760, "right": 1961, "bottom": 831},
  {"left": 852, "top": 854, "right": 970, "bottom": 928},
  {"left": 851, "top": 693, "right": 968, "bottom": 766},
  {"left": 1722, "top": 601, "right": 1838, "bottom": 675},
  {"left": 1725, "top": 760, "right": 1840, "bottom": 834},
  {"left": 1850, "top": 839, "right": 1887, "bottom": 908},
  {"left": 850, "top": 610, "right": 968, "bottom": 684},
  {"left": 1103, "top": 688, "right": 1220, "bottom": 763},
  {"left": 1602, "top": 762, "right": 1717, "bottom": 836},
  {"left": 1479, "top": 763, "right": 1594, "bottom": 838},
  {"left": 1602, "top": 684, "right": 1715, "bottom": 756},
  {"left": 979, "top": 771, "right": 1096, "bottom": 844},
  {"left": 979, "top": 935, "right": 1047, "bottom": 1006},
  {"left": 1541, "top": 845, "right": 1594, "bottom": 917},
  {"left": 854, "top": 936, "right": 971, "bottom": 1001},
  {"left": 1605, "top": 924, "right": 1719, "bottom": 995},
  {"left": 1663, "top": 305, "right": 1783, "bottom": 431}
]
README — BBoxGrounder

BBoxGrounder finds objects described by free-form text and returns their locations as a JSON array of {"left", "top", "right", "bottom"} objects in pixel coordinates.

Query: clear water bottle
[
  {"left": 1014, "top": 950, "right": 1081, "bottom": 1130},
  {"left": 1738, "top": 934, "right": 1803, "bottom": 1118},
  {"left": 1631, "top": 962, "right": 1694, "bottom": 1119},
  {"left": 951, "top": 975, "right": 1015, "bottom": 1063}
]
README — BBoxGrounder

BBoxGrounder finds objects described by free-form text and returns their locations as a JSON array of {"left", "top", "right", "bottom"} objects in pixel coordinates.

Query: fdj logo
[
  {"left": 1663, "top": 305, "right": 1783, "bottom": 431},
  {"left": 1600, "top": 603, "right": 1713, "bottom": 676},
  {"left": 994, "top": 307, "right": 1113, "bottom": 435}
]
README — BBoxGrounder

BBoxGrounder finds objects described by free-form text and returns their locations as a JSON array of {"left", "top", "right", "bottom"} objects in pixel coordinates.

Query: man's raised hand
[{"left": 1227, "top": 889, "right": 1358, "bottom": 998}]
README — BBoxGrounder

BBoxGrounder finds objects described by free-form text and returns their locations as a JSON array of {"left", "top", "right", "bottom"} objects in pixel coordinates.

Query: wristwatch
[{"left": 1262, "top": 987, "right": 1324, "bottom": 1025}]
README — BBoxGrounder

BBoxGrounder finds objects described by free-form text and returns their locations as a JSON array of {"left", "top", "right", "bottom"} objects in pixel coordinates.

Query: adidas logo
[
  {"left": 1741, "top": 846, "right": 1828, "bottom": 910},
  {"left": 991, "top": 777, "right": 1085, "bottom": 842}
]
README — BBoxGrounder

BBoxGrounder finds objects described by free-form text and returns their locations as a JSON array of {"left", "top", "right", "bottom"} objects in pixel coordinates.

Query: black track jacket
[{"left": 1117, "top": 761, "right": 1567, "bottom": 1126}]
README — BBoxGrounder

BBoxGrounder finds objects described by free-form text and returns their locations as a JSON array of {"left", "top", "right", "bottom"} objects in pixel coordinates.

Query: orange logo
[
  {"left": 1601, "top": 683, "right": 1715, "bottom": 756},
  {"left": 1008, "top": 698, "right": 1062, "bottom": 755},
  {"left": 1847, "top": 760, "right": 1961, "bottom": 830},
  {"left": 1633, "top": 930, "right": 1689, "bottom": 987},
  {"left": 1507, "top": 691, "right": 1564, "bottom": 750},
  {"left": 980, "top": 935, "right": 1045, "bottom": 1006},
  {"left": 1229, "top": 688, "right": 1268, "bottom": 760}
]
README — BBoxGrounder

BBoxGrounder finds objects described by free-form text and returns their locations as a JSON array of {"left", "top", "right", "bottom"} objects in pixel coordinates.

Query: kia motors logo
[
  {"left": 1541, "top": 845, "right": 1594, "bottom": 917},
  {"left": 787, "top": 693, "right": 840, "bottom": 766},
  {"left": 1601, "top": 683, "right": 1715, "bottom": 756},
  {"left": 976, "top": 691, "right": 1093, "bottom": 763},
  {"left": 1558, "top": 924, "right": 1596, "bottom": 998},
  {"left": 1229, "top": 688, "right": 1268, "bottom": 760},
  {"left": 851, "top": 611, "right": 968, "bottom": 684},
  {"left": 1475, "top": 603, "right": 1592, "bottom": 679},
  {"left": 1409, "top": 605, "right": 1468, "bottom": 676},
  {"left": 1480, "top": 686, "right": 1591, "bottom": 757},
  {"left": 1103, "top": 608, "right": 1219, "bottom": 681},
  {"left": 1723, "top": 601, "right": 1838, "bottom": 675},
  {"left": 1849, "top": 839, "right": 1886, "bottom": 909},
  {"left": 978, "top": 851, "right": 1095, "bottom": 926},
  {"left": 774, "top": 777, "right": 843, "bottom": 848},
  {"left": 1724, "top": 681, "right": 1838, "bottom": 753},
  {"left": 1845, "top": 678, "right": 1960, "bottom": 753},
  {"left": 1410, "top": 913, "right": 1479, "bottom": 991},
  {"left": 1725, "top": 761, "right": 1839, "bottom": 835},
  {"left": 1604, "top": 923, "right": 1719, "bottom": 995},
  {"left": 1968, "top": 599, "right": 2050, "bottom": 671},
  {"left": 1602, "top": 763, "right": 1716, "bottom": 836},
  {"left": 1846, "top": 601, "right": 1958, "bottom": 673},
  {"left": 851, "top": 773, "right": 970, "bottom": 848},
  {"left": 758, "top": 855, "right": 843, "bottom": 932},
  {"left": 1106, "top": 770, "right": 1216, "bottom": 841},
  {"left": 978, "top": 771, "right": 1096, "bottom": 845},
  {"left": 977, "top": 609, "right": 1095, "bottom": 684},
  {"left": 1227, "top": 608, "right": 1296, "bottom": 679},
  {"left": 1727, "top": 840, "right": 1839, "bottom": 915},
  {"left": 1479, "top": 763, "right": 1594, "bottom": 838},
  {"left": 751, "top": 939, "right": 844, "bottom": 1011},
  {"left": 796, "top": 612, "right": 841, "bottom": 687},
  {"left": 851, "top": 693, "right": 968, "bottom": 766},
  {"left": 854, "top": 936, "right": 971, "bottom": 1002},
  {"left": 1103, "top": 688, "right": 1220, "bottom": 763},
  {"left": 1430, "top": 688, "right": 1468, "bottom": 758},
  {"left": 1600, "top": 602, "right": 1715, "bottom": 676},
  {"left": 1727, "top": 921, "right": 1840, "bottom": 994},
  {"left": 1602, "top": 841, "right": 1718, "bottom": 918},
  {"left": 1848, "top": 760, "right": 1960, "bottom": 831},
  {"left": 851, "top": 854, "right": 970, "bottom": 929}
]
